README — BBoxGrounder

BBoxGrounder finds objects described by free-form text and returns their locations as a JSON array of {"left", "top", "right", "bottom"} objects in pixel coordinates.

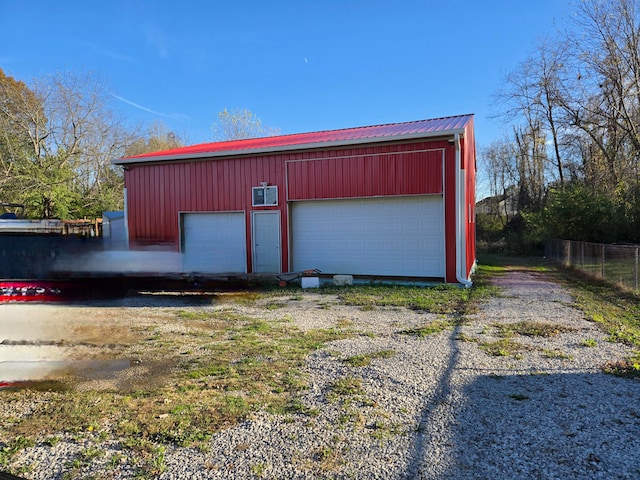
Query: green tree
[
  {"left": 541, "top": 183, "right": 625, "bottom": 243},
  {"left": 0, "top": 70, "right": 137, "bottom": 218},
  {"left": 0, "top": 68, "right": 43, "bottom": 205}
]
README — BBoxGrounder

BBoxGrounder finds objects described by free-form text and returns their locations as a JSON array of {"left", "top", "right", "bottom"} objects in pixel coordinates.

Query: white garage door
[
  {"left": 291, "top": 196, "right": 444, "bottom": 277},
  {"left": 182, "top": 212, "right": 247, "bottom": 273}
]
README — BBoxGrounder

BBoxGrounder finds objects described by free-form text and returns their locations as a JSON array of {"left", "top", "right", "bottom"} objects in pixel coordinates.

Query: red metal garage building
[{"left": 113, "top": 114, "right": 476, "bottom": 285}]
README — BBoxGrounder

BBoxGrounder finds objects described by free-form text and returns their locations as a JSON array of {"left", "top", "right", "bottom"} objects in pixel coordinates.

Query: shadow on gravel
[
  {"left": 403, "top": 328, "right": 640, "bottom": 479},
  {"left": 403, "top": 325, "right": 461, "bottom": 478},
  {"left": 65, "top": 292, "right": 219, "bottom": 308},
  {"left": 442, "top": 371, "right": 640, "bottom": 479},
  {"left": 53, "top": 290, "right": 261, "bottom": 308}
]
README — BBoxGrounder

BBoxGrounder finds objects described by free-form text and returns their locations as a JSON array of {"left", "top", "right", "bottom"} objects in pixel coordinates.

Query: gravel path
[{"left": 3, "top": 269, "right": 640, "bottom": 479}]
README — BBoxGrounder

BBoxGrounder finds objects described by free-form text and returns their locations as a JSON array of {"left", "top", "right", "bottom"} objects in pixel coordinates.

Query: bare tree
[
  {"left": 513, "top": 121, "right": 547, "bottom": 211},
  {"left": 125, "top": 121, "right": 184, "bottom": 157},
  {"left": 484, "top": 0, "right": 640, "bottom": 245},
  {"left": 481, "top": 138, "right": 518, "bottom": 224},
  {"left": 495, "top": 38, "right": 571, "bottom": 188},
  {"left": 560, "top": 0, "right": 640, "bottom": 197},
  {"left": 492, "top": 0, "right": 640, "bottom": 206},
  {"left": 211, "top": 108, "right": 280, "bottom": 140}
]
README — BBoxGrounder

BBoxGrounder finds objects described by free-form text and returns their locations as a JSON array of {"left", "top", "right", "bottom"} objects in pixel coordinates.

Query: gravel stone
[{"left": 2, "top": 269, "right": 639, "bottom": 479}]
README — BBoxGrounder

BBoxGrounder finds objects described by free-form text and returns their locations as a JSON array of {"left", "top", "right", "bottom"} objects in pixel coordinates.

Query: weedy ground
[
  {"left": 0, "top": 271, "right": 496, "bottom": 478},
  {"left": 1, "top": 306, "right": 348, "bottom": 477},
  {"left": 556, "top": 265, "right": 640, "bottom": 377},
  {"left": 479, "top": 253, "right": 640, "bottom": 374},
  {"left": 1, "top": 256, "right": 639, "bottom": 478}
]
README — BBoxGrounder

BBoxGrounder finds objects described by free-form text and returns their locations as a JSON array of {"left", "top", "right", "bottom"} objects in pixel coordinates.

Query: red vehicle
[{"left": 0, "top": 280, "right": 68, "bottom": 303}]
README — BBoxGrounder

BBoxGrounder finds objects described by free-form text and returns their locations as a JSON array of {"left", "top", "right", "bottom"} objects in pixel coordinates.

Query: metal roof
[{"left": 114, "top": 114, "right": 473, "bottom": 165}]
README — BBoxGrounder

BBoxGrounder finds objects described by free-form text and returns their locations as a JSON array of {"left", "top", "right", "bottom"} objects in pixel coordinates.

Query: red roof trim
[{"left": 113, "top": 114, "right": 473, "bottom": 165}]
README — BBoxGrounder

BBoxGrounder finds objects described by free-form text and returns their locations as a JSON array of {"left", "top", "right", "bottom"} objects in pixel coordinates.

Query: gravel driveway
[{"left": 3, "top": 268, "right": 640, "bottom": 479}]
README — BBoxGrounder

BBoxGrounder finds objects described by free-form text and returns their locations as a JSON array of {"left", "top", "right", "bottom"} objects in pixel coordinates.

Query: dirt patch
[
  {"left": 69, "top": 324, "right": 142, "bottom": 346},
  {"left": 0, "top": 300, "right": 184, "bottom": 390}
]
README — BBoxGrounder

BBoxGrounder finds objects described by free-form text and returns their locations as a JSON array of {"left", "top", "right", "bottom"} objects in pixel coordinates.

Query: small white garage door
[
  {"left": 291, "top": 196, "right": 444, "bottom": 277},
  {"left": 182, "top": 212, "right": 247, "bottom": 273}
]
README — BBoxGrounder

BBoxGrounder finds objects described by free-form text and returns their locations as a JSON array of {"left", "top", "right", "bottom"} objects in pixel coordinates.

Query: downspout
[
  {"left": 454, "top": 133, "right": 472, "bottom": 287},
  {"left": 123, "top": 186, "right": 130, "bottom": 250}
]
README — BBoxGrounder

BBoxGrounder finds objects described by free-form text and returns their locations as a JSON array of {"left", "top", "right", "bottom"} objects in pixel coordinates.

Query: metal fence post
[
  {"left": 601, "top": 243, "right": 606, "bottom": 279},
  {"left": 633, "top": 247, "right": 638, "bottom": 292}
]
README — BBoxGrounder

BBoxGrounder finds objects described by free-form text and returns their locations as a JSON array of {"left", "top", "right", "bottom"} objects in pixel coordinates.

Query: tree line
[
  {"left": 481, "top": 0, "right": 640, "bottom": 250},
  {"left": 0, "top": 69, "right": 276, "bottom": 220}
]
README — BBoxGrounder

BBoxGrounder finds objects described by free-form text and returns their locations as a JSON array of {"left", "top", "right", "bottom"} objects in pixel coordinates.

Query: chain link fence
[{"left": 546, "top": 239, "right": 640, "bottom": 292}]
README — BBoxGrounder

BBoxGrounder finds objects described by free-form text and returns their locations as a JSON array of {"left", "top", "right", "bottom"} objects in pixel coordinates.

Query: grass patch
[
  {"left": 343, "top": 354, "right": 371, "bottom": 367},
  {"left": 480, "top": 338, "right": 528, "bottom": 357},
  {"left": 399, "top": 320, "right": 453, "bottom": 337},
  {"left": 316, "top": 301, "right": 333, "bottom": 310},
  {"left": 367, "top": 419, "right": 404, "bottom": 440},
  {"left": 336, "top": 317, "right": 354, "bottom": 328},
  {"left": 321, "top": 274, "right": 499, "bottom": 315},
  {"left": 310, "top": 443, "right": 344, "bottom": 472},
  {"left": 0, "top": 436, "right": 34, "bottom": 468},
  {"left": 337, "top": 409, "right": 365, "bottom": 428},
  {"left": 283, "top": 399, "right": 319, "bottom": 417},
  {"left": 334, "top": 284, "right": 461, "bottom": 313},
  {"left": 476, "top": 253, "right": 551, "bottom": 271},
  {"left": 343, "top": 349, "right": 395, "bottom": 367},
  {"left": 371, "top": 349, "right": 395, "bottom": 359},
  {"left": 250, "top": 462, "right": 268, "bottom": 477},
  {"left": 493, "top": 321, "right": 574, "bottom": 338},
  {"left": 265, "top": 301, "right": 287, "bottom": 310},
  {"left": 329, "top": 377, "right": 364, "bottom": 398},
  {"left": 581, "top": 338, "right": 598, "bottom": 347},
  {"left": 602, "top": 352, "right": 640, "bottom": 378},
  {"left": 456, "top": 332, "right": 477, "bottom": 342},
  {"left": 542, "top": 349, "right": 573, "bottom": 360}
]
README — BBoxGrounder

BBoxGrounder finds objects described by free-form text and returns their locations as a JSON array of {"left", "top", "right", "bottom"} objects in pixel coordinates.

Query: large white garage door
[
  {"left": 182, "top": 212, "right": 247, "bottom": 273},
  {"left": 291, "top": 196, "right": 444, "bottom": 277}
]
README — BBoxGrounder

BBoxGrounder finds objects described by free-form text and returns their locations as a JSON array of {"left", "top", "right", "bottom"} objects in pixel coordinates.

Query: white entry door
[{"left": 252, "top": 211, "right": 281, "bottom": 273}]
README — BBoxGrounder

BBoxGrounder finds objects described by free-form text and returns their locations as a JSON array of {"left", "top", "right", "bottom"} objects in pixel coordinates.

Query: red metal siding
[
  {"left": 123, "top": 138, "right": 466, "bottom": 277},
  {"left": 286, "top": 148, "right": 444, "bottom": 200},
  {"left": 125, "top": 154, "right": 287, "bottom": 271},
  {"left": 127, "top": 159, "right": 282, "bottom": 239}
]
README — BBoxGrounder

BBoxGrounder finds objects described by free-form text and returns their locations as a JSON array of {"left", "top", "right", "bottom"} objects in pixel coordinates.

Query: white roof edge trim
[{"left": 113, "top": 129, "right": 466, "bottom": 165}]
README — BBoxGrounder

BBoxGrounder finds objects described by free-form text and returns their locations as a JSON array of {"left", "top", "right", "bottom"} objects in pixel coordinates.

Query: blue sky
[{"left": 1, "top": 0, "right": 571, "bottom": 162}]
